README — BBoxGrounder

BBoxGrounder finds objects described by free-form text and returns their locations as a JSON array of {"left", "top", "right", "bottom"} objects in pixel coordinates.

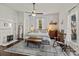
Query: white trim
[{"left": 1, "top": 40, "right": 18, "bottom": 46}]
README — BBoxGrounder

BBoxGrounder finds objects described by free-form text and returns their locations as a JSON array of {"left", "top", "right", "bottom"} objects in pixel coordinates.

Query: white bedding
[
  {"left": 26, "top": 32, "right": 51, "bottom": 44},
  {"left": 27, "top": 32, "right": 49, "bottom": 37}
]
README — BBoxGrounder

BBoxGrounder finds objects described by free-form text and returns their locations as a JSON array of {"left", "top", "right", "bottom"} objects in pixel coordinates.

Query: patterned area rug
[{"left": 4, "top": 40, "right": 75, "bottom": 56}]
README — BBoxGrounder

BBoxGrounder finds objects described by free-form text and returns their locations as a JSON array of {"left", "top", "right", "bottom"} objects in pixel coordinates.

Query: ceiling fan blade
[
  {"left": 25, "top": 3, "right": 44, "bottom": 16},
  {"left": 35, "top": 13, "right": 43, "bottom": 14}
]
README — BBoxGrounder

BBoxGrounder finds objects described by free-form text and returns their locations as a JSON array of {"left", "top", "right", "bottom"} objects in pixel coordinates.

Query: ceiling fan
[{"left": 25, "top": 3, "right": 43, "bottom": 16}]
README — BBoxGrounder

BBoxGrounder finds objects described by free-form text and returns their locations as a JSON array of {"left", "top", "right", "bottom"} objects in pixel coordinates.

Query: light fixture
[
  {"left": 32, "top": 13, "right": 36, "bottom": 16},
  {"left": 25, "top": 3, "right": 43, "bottom": 16},
  {"left": 32, "top": 3, "right": 36, "bottom": 16},
  {"left": 30, "top": 25, "right": 34, "bottom": 32}
]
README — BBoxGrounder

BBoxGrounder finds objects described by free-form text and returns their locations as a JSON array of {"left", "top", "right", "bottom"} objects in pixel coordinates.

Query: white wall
[
  {"left": 28, "top": 13, "right": 59, "bottom": 30},
  {"left": 23, "top": 4, "right": 77, "bottom": 41},
  {"left": 18, "top": 12, "right": 24, "bottom": 25},
  {"left": 24, "top": 13, "right": 30, "bottom": 38},
  {"left": 24, "top": 11, "right": 69, "bottom": 34},
  {"left": 0, "top": 4, "right": 24, "bottom": 45},
  {"left": 23, "top": 6, "right": 72, "bottom": 39},
  {"left": 0, "top": 5, "right": 18, "bottom": 22},
  {"left": 40, "top": 14, "right": 59, "bottom": 30}
]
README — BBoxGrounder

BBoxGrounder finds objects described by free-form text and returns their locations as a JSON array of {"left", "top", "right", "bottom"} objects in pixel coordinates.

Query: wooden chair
[
  {"left": 48, "top": 30, "right": 58, "bottom": 40},
  {"left": 48, "top": 30, "right": 65, "bottom": 47}
]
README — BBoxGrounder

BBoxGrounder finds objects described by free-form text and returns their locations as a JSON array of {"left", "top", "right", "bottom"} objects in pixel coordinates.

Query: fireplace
[{"left": 7, "top": 35, "right": 13, "bottom": 42}]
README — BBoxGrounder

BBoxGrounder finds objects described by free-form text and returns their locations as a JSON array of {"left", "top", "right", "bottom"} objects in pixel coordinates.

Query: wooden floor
[
  {"left": 0, "top": 39, "right": 76, "bottom": 56},
  {"left": 0, "top": 40, "right": 27, "bottom": 56},
  {"left": 0, "top": 50, "right": 26, "bottom": 56}
]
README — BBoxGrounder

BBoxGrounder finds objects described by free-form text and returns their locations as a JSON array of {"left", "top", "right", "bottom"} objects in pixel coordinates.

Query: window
[{"left": 38, "top": 19, "right": 42, "bottom": 30}]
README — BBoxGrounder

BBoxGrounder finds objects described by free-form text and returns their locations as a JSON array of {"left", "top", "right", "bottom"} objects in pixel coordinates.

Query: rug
[{"left": 4, "top": 40, "right": 74, "bottom": 56}]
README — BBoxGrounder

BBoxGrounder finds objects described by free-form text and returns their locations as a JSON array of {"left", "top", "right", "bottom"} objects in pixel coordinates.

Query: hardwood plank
[{"left": 0, "top": 50, "right": 27, "bottom": 56}]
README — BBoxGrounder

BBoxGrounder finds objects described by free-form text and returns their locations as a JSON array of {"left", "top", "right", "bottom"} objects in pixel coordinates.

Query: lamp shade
[{"left": 32, "top": 13, "right": 36, "bottom": 16}]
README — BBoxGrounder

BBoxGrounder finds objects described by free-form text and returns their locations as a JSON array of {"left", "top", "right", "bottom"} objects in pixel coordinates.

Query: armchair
[{"left": 48, "top": 30, "right": 65, "bottom": 47}]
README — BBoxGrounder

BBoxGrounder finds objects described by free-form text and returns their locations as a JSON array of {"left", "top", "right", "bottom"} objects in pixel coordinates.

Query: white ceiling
[{"left": 0, "top": 3, "right": 77, "bottom": 14}]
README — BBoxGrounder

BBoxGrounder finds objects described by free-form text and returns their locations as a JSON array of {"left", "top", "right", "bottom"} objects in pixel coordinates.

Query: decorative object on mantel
[{"left": 4, "top": 23, "right": 8, "bottom": 27}]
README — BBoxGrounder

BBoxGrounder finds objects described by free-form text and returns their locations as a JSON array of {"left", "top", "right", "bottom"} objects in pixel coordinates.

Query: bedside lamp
[
  {"left": 47, "top": 21, "right": 58, "bottom": 40},
  {"left": 47, "top": 22, "right": 58, "bottom": 32},
  {"left": 30, "top": 25, "right": 35, "bottom": 32}
]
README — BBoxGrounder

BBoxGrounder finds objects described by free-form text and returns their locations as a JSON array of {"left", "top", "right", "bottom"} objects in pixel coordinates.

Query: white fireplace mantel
[
  {"left": 1, "top": 40, "right": 18, "bottom": 46},
  {"left": 0, "top": 18, "right": 17, "bottom": 46}
]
